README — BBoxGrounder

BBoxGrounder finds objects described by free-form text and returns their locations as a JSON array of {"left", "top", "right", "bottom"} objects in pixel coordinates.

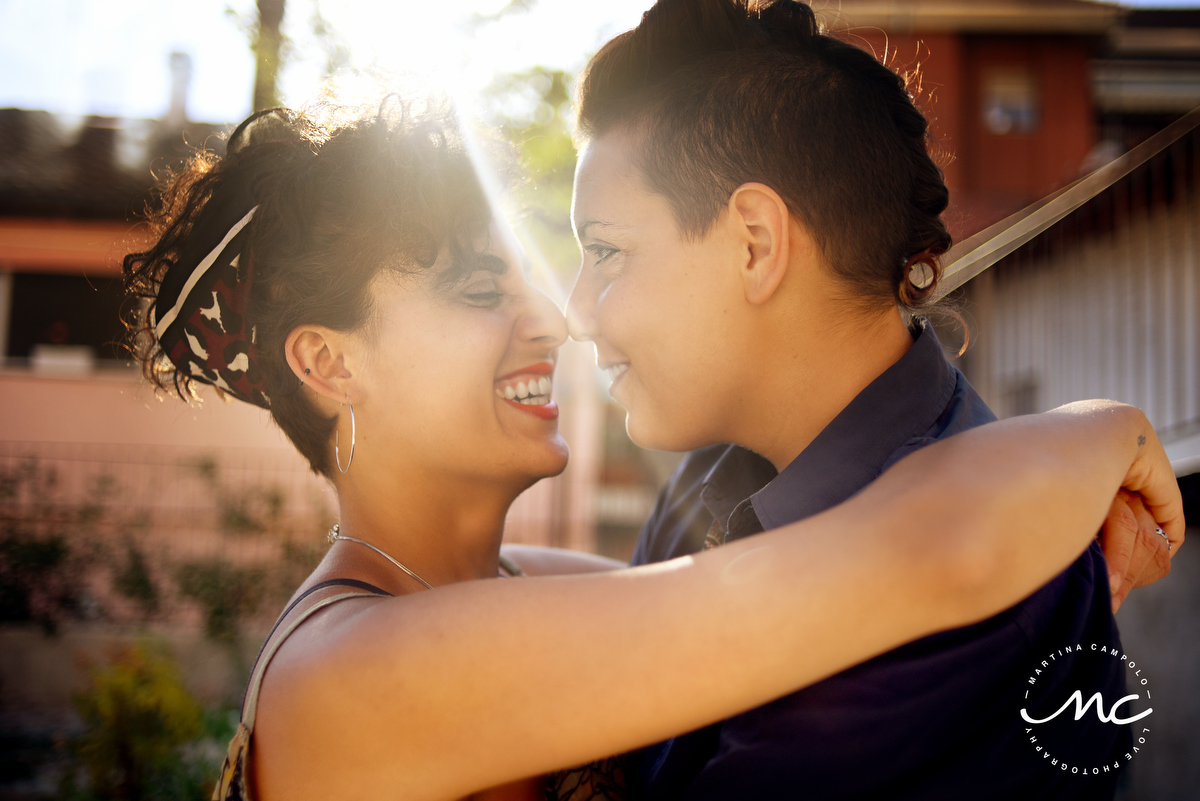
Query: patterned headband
[{"left": 150, "top": 110, "right": 297, "bottom": 409}]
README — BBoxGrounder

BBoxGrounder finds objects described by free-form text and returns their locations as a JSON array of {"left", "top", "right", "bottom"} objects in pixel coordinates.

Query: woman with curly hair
[{"left": 123, "top": 96, "right": 1180, "bottom": 801}]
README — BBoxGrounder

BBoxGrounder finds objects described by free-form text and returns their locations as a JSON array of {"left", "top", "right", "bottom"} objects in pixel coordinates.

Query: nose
[
  {"left": 518, "top": 281, "right": 568, "bottom": 350},
  {"left": 565, "top": 263, "right": 598, "bottom": 343}
]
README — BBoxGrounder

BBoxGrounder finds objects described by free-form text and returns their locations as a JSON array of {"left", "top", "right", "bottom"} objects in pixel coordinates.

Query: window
[
  {"left": 2, "top": 273, "right": 129, "bottom": 371},
  {"left": 982, "top": 68, "right": 1040, "bottom": 135}
]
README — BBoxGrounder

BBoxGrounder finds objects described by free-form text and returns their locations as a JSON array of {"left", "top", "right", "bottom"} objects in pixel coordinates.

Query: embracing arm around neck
[{"left": 252, "top": 400, "right": 1182, "bottom": 801}]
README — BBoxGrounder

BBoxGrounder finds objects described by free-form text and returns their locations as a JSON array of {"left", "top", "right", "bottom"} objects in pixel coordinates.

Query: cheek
[
  {"left": 372, "top": 319, "right": 503, "bottom": 430},
  {"left": 617, "top": 271, "right": 740, "bottom": 449},
  {"left": 618, "top": 270, "right": 727, "bottom": 387}
]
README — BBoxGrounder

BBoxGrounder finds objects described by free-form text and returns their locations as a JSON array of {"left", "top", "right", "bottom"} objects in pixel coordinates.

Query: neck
[
  {"left": 730, "top": 304, "right": 914, "bottom": 471},
  {"left": 332, "top": 461, "right": 524, "bottom": 589}
]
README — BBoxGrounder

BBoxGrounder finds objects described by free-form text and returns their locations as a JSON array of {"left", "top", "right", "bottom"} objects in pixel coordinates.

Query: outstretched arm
[
  {"left": 253, "top": 401, "right": 1182, "bottom": 801},
  {"left": 501, "top": 448, "right": 1184, "bottom": 614}
]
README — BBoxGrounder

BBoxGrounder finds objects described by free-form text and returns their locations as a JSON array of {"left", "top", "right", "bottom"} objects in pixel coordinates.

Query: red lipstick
[
  {"left": 495, "top": 361, "right": 558, "bottom": 420},
  {"left": 502, "top": 399, "right": 559, "bottom": 420},
  {"left": 497, "top": 361, "right": 554, "bottom": 380}
]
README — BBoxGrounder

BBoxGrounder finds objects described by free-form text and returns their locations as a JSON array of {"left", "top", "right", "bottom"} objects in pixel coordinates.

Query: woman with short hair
[{"left": 124, "top": 99, "right": 1180, "bottom": 801}]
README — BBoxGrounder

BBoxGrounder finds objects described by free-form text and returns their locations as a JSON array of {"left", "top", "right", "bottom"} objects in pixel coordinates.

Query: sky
[
  {"left": 0, "top": 0, "right": 654, "bottom": 124},
  {"left": 1, "top": 0, "right": 1199, "bottom": 125}
]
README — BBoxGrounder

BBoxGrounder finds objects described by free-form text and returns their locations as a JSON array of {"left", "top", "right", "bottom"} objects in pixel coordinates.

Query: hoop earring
[{"left": 335, "top": 400, "right": 355, "bottom": 474}]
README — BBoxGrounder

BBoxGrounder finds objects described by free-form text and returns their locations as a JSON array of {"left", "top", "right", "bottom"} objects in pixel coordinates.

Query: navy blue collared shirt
[{"left": 629, "top": 323, "right": 1129, "bottom": 800}]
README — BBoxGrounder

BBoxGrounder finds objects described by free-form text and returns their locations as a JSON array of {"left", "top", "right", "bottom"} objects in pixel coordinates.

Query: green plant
[
  {"left": 71, "top": 644, "right": 203, "bottom": 801},
  {"left": 484, "top": 67, "right": 580, "bottom": 279},
  {"left": 0, "top": 527, "right": 81, "bottom": 635},
  {"left": 112, "top": 540, "right": 160, "bottom": 619},
  {"left": 189, "top": 457, "right": 288, "bottom": 537},
  {"left": 0, "top": 458, "right": 117, "bottom": 634},
  {"left": 175, "top": 560, "right": 267, "bottom": 643}
]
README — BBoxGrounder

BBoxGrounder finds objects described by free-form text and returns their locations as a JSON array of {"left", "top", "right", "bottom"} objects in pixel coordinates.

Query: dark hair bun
[
  {"left": 124, "top": 98, "right": 491, "bottom": 476},
  {"left": 578, "top": 0, "right": 952, "bottom": 311}
]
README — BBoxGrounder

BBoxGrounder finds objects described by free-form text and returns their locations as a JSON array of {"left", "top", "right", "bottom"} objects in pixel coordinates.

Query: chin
[
  {"left": 527, "top": 435, "right": 570, "bottom": 480},
  {"left": 624, "top": 409, "right": 708, "bottom": 454}
]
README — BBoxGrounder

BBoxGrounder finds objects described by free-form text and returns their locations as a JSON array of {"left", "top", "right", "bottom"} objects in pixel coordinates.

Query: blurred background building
[{"left": 1, "top": 0, "right": 1199, "bottom": 798}]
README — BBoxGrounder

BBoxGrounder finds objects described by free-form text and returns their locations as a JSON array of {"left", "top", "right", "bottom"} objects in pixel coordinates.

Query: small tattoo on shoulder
[{"left": 1138, "top": 435, "right": 1147, "bottom": 446}]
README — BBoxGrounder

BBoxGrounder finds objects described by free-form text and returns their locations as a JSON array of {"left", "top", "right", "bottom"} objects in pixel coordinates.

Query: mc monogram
[{"left": 1021, "top": 690, "right": 1153, "bottom": 725}]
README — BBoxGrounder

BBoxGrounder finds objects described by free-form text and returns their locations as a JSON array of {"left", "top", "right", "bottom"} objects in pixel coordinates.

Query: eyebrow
[
  {"left": 436, "top": 251, "right": 509, "bottom": 289},
  {"left": 476, "top": 253, "right": 510, "bottom": 274},
  {"left": 574, "top": 219, "right": 628, "bottom": 238}
]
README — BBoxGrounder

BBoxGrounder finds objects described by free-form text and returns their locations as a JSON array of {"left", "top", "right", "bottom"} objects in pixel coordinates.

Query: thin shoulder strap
[
  {"left": 258, "top": 578, "right": 391, "bottom": 655},
  {"left": 241, "top": 579, "right": 391, "bottom": 728}
]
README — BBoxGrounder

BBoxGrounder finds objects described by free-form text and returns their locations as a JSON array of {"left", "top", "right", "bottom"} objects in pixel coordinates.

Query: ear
[
  {"left": 285, "top": 325, "right": 355, "bottom": 404},
  {"left": 728, "top": 183, "right": 791, "bottom": 305}
]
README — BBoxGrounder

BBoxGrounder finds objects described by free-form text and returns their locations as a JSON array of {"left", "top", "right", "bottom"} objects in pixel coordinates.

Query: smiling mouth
[
  {"left": 494, "top": 374, "right": 553, "bottom": 405},
  {"left": 494, "top": 364, "right": 558, "bottom": 420},
  {"left": 605, "top": 364, "right": 629, "bottom": 384}
]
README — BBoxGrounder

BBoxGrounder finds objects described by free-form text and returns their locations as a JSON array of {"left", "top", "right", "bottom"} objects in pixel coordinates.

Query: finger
[
  {"left": 1164, "top": 514, "right": 1185, "bottom": 556},
  {"left": 1148, "top": 505, "right": 1186, "bottom": 553},
  {"left": 1125, "top": 493, "right": 1173, "bottom": 588},
  {"left": 1113, "top": 574, "right": 1132, "bottom": 613},
  {"left": 1134, "top": 488, "right": 1187, "bottom": 557},
  {"left": 1111, "top": 496, "right": 1142, "bottom": 612},
  {"left": 1100, "top": 491, "right": 1138, "bottom": 605},
  {"left": 1121, "top": 429, "right": 1186, "bottom": 547}
]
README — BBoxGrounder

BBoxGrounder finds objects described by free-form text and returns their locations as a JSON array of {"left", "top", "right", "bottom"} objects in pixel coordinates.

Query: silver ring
[{"left": 1155, "top": 527, "right": 1172, "bottom": 551}]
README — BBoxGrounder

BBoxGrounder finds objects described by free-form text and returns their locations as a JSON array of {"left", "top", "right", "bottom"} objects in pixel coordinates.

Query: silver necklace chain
[{"left": 327, "top": 524, "right": 434, "bottom": 590}]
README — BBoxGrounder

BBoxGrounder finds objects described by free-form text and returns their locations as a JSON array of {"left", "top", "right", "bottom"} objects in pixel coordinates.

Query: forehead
[
  {"left": 379, "top": 219, "right": 527, "bottom": 295},
  {"left": 447, "top": 219, "right": 529, "bottom": 275},
  {"left": 575, "top": 130, "right": 639, "bottom": 182},
  {"left": 573, "top": 132, "right": 673, "bottom": 235},
  {"left": 487, "top": 218, "right": 527, "bottom": 267}
]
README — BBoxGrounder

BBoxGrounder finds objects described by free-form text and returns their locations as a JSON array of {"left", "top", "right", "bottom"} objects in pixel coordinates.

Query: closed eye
[
  {"left": 460, "top": 272, "right": 505, "bottom": 307},
  {"left": 583, "top": 243, "right": 617, "bottom": 265}
]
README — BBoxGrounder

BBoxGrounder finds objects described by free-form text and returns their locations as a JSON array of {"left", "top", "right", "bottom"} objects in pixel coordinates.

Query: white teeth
[{"left": 496, "top": 374, "right": 553, "bottom": 404}]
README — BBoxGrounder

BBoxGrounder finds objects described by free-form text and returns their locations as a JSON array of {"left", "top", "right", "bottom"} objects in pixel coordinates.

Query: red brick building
[{"left": 827, "top": 0, "right": 1200, "bottom": 239}]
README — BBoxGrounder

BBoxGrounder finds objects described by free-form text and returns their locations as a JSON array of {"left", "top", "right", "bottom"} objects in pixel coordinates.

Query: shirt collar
[
  {"left": 749, "top": 319, "right": 957, "bottom": 532},
  {"left": 695, "top": 320, "right": 958, "bottom": 538},
  {"left": 698, "top": 445, "right": 777, "bottom": 534}
]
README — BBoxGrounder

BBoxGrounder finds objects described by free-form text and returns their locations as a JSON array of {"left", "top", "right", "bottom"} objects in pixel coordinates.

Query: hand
[
  {"left": 1112, "top": 415, "right": 1186, "bottom": 551},
  {"left": 1100, "top": 489, "right": 1177, "bottom": 613}
]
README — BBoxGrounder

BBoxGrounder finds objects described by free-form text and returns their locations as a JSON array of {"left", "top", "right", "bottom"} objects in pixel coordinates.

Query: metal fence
[{"left": 0, "top": 436, "right": 585, "bottom": 631}]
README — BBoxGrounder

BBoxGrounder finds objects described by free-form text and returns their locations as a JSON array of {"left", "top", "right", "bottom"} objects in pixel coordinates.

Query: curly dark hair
[
  {"left": 124, "top": 99, "right": 493, "bottom": 476},
  {"left": 576, "top": 0, "right": 952, "bottom": 310}
]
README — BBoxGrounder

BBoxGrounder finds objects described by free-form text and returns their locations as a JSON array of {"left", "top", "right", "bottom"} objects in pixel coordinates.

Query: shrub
[
  {"left": 175, "top": 560, "right": 266, "bottom": 643},
  {"left": 72, "top": 644, "right": 203, "bottom": 801},
  {"left": 0, "top": 528, "right": 81, "bottom": 634}
]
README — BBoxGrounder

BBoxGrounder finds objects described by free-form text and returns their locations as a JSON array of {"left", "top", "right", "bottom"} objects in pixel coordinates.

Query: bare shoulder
[{"left": 249, "top": 584, "right": 399, "bottom": 799}]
